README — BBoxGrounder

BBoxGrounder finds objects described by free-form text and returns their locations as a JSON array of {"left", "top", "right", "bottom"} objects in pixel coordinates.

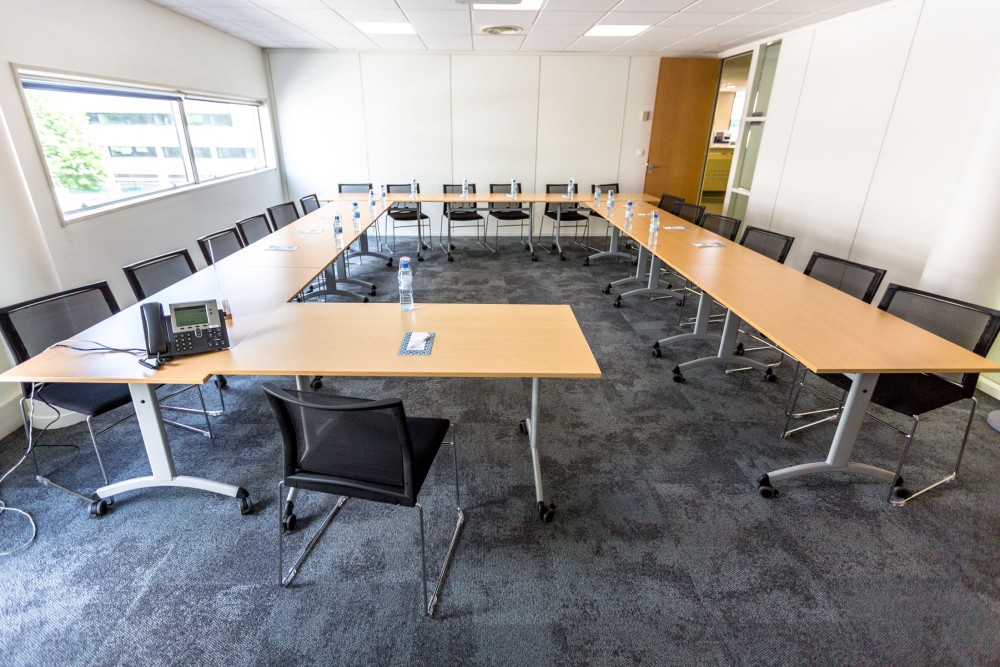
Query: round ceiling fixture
[{"left": 480, "top": 25, "right": 523, "bottom": 35}]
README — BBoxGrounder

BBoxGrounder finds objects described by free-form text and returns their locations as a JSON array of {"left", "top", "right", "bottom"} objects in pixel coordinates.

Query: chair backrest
[
  {"left": 592, "top": 182, "right": 620, "bottom": 196},
  {"left": 739, "top": 226, "right": 795, "bottom": 264},
  {"left": 122, "top": 249, "right": 198, "bottom": 300},
  {"left": 300, "top": 194, "right": 321, "bottom": 214},
  {"left": 267, "top": 201, "right": 300, "bottom": 229},
  {"left": 699, "top": 213, "right": 741, "bottom": 241},
  {"left": 261, "top": 383, "right": 418, "bottom": 506},
  {"left": 197, "top": 227, "right": 245, "bottom": 265},
  {"left": 877, "top": 284, "right": 1000, "bottom": 394},
  {"left": 489, "top": 182, "right": 526, "bottom": 212},
  {"left": 443, "top": 183, "right": 476, "bottom": 213},
  {"left": 657, "top": 194, "right": 684, "bottom": 212},
  {"left": 544, "top": 183, "right": 580, "bottom": 215},
  {"left": 0, "top": 282, "right": 120, "bottom": 365},
  {"left": 235, "top": 214, "right": 273, "bottom": 245},
  {"left": 671, "top": 202, "right": 705, "bottom": 225},
  {"left": 338, "top": 183, "right": 372, "bottom": 194},
  {"left": 803, "top": 252, "right": 886, "bottom": 304},
  {"left": 387, "top": 183, "right": 419, "bottom": 212}
]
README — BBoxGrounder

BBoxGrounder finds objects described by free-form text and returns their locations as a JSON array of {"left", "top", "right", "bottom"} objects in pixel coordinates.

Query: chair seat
[
  {"left": 389, "top": 210, "right": 430, "bottom": 221},
  {"left": 36, "top": 382, "right": 133, "bottom": 417},
  {"left": 819, "top": 372, "right": 970, "bottom": 417},
  {"left": 544, "top": 211, "right": 588, "bottom": 222},
  {"left": 491, "top": 211, "right": 529, "bottom": 221},
  {"left": 447, "top": 211, "right": 484, "bottom": 222},
  {"left": 292, "top": 411, "right": 450, "bottom": 506}
]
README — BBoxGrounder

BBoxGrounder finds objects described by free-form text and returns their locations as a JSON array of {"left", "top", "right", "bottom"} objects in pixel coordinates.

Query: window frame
[{"left": 15, "top": 68, "right": 273, "bottom": 224}]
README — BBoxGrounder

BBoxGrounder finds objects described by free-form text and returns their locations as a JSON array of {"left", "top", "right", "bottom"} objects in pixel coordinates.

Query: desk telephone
[{"left": 141, "top": 300, "right": 230, "bottom": 360}]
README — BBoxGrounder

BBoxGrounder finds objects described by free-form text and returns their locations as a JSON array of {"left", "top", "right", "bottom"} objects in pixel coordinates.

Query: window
[{"left": 19, "top": 72, "right": 268, "bottom": 219}]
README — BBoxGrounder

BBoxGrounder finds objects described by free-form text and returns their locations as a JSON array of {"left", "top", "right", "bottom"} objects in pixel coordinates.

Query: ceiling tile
[
  {"left": 186, "top": 0, "right": 257, "bottom": 7},
  {"left": 519, "top": 35, "right": 576, "bottom": 50},
  {"left": 542, "top": 0, "right": 618, "bottom": 10},
  {"left": 751, "top": 0, "right": 847, "bottom": 11},
  {"left": 336, "top": 7, "right": 408, "bottom": 22},
  {"left": 320, "top": 33, "right": 378, "bottom": 48},
  {"left": 413, "top": 23, "right": 471, "bottom": 35},
  {"left": 421, "top": 35, "right": 473, "bottom": 50},
  {"left": 321, "top": 0, "right": 399, "bottom": 8},
  {"left": 473, "top": 34, "right": 526, "bottom": 51},
  {"left": 170, "top": 6, "right": 226, "bottom": 22},
  {"left": 198, "top": 6, "right": 280, "bottom": 20},
  {"left": 472, "top": 9, "right": 538, "bottom": 26},
  {"left": 368, "top": 35, "right": 427, "bottom": 49},
  {"left": 528, "top": 25, "right": 588, "bottom": 37},
  {"left": 642, "top": 24, "right": 707, "bottom": 39},
  {"left": 721, "top": 12, "right": 807, "bottom": 27},
  {"left": 661, "top": 12, "right": 740, "bottom": 26},
  {"left": 614, "top": 0, "right": 691, "bottom": 10},
  {"left": 615, "top": 36, "right": 677, "bottom": 51},
  {"left": 250, "top": 0, "right": 328, "bottom": 7},
  {"left": 685, "top": 0, "right": 775, "bottom": 11},
  {"left": 268, "top": 8, "right": 355, "bottom": 30},
  {"left": 568, "top": 36, "right": 630, "bottom": 51},
  {"left": 829, "top": 0, "right": 894, "bottom": 13},
  {"left": 533, "top": 11, "right": 605, "bottom": 25},
  {"left": 396, "top": 0, "right": 462, "bottom": 8},
  {"left": 402, "top": 10, "right": 470, "bottom": 24},
  {"left": 231, "top": 18, "right": 298, "bottom": 30},
  {"left": 600, "top": 12, "right": 674, "bottom": 25}
]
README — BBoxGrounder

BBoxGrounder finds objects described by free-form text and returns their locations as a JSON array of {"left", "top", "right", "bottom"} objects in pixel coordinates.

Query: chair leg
[
  {"left": 279, "top": 483, "right": 348, "bottom": 587},
  {"left": 419, "top": 424, "right": 465, "bottom": 617},
  {"left": 889, "top": 397, "right": 978, "bottom": 506},
  {"left": 85, "top": 416, "right": 110, "bottom": 486}
]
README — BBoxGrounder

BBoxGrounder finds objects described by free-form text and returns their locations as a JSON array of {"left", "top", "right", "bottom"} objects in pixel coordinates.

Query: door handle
[{"left": 646, "top": 163, "right": 665, "bottom": 174}]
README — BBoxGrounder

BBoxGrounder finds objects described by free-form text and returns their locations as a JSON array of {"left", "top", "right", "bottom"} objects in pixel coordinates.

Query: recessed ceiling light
[
  {"left": 480, "top": 25, "right": 524, "bottom": 35},
  {"left": 355, "top": 22, "right": 416, "bottom": 35},
  {"left": 471, "top": 0, "right": 543, "bottom": 10},
  {"left": 584, "top": 25, "right": 650, "bottom": 38}
]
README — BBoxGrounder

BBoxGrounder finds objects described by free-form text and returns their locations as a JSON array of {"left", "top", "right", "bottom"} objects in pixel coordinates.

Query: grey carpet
[{"left": 1, "top": 236, "right": 999, "bottom": 666}]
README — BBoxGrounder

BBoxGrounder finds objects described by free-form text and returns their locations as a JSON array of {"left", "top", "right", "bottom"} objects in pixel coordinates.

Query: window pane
[
  {"left": 748, "top": 41, "right": 781, "bottom": 117},
  {"left": 185, "top": 99, "right": 264, "bottom": 180},
  {"left": 732, "top": 121, "right": 765, "bottom": 191},
  {"left": 22, "top": 85, "right": 192, "bottom": 214}
]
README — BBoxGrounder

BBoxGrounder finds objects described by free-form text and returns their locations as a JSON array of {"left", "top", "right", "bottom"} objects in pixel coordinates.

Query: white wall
[
  {"left": 0, "top": 0, "right": 282, "bottom": 436},
  {"left": 268, "top": 51, "right": 658, "bottom": 229},
  {"left": 730, "top": 0, "right": 1000, "bottom": 393}
]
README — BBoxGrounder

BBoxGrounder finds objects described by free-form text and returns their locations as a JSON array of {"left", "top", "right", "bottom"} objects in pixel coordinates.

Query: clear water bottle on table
[
  {"left": 594, "top": 183, "right": 601, "bottom": 204},
  {"left": 624, "top": 199, "right": 634, "bottom": 232},
  {"left": 410, "top": 178, "right": 418, "bottom": 198},
  {"left": 352, "top": 202, "right": 361, "bottom": 232},
  {"left": 648, "top": 211, "right": 660, "bottom": 247},
  {"left": 398, "top": 256, "right": 414, "bottom": 312},
  {"left": 368, "top": 188, "right": 376, "bottom": 207},
  {"left": 333, "top": 214, "right": 344, "bottom": 250}
]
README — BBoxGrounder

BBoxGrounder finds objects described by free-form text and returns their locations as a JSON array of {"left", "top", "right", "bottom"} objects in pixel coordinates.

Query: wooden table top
[
  {"left": 218, "top": 302, "right": 601, "bottom": 379},
  {"left": 321, "top": 191, "right": 652, "bottom": 205}
]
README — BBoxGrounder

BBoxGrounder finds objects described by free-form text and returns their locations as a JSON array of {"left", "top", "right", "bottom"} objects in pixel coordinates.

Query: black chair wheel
[
  {"left": 447, "top": 255, "right": 454, "bottom": 262},
  {"left": 612, "top": 296, "right": 622, "bottom": 308},
  {"left": 583, "top": 258, "right": 590, "bottom": 267},
  {"left": 363, "top": 297, "right": 370, "bottom": 303},
  {"left": 89, "top": 499, "right": 109, "bottom": 517},
  {"left": 653, "top": 342, "right": 660, "bottom": 350},
  {"left": 282, "top": 513, "right": 297, "bottom": 532},
  {"left": 421, "top": 243, "right": 430, "bottom": 250},
  {"left": 523, "top": 242, "right": 530, "bottom": 250},
  {"left": 764, "top": 368, "right": 777, "bottom": 383},
  {"left": 369, "top": 287, "right": 377, "bottom": 296},
  {"left": 537, "top": 501, "right": 556, "bottom": 523},
  {"left": 602, "top": 284, "right": 612, "bottom": 295},
  {"left": 677, "top": 297, "right": 686, "bottom": 308},
  {"left": 892, "top": 486, "right": 911, "bottom": 501},
  {"left": 309, "top": 377, "right": 323, "bottom": 390},
  {"left": 559, "top": 254, "right": 566, "bottom": 262},
  {"left": 673, "top": 373, "right": 685, "bottom": 383},
  {"left": 518, "top": 420, "right": 528, "bottom": 435},
  {"left": 238, "top": 495, "right": 253, "bottom": 515},
  {"left": 652, "top": 348, "right": 662, "bottom": 358},
  {"left": 757, "top": 474, "right": 778, "bottom": 499},
  {"left": 531, "top": 254, "right": 538, "bottom": 262},
  {"left": 450, "top": 243, "right": 456, "bottom": 250},
  {"left": 386, "top": 259, "right": 394, "bottom": 268},
  {"left": 215, "top": 375, "right": 228, "bottom": 389},
  {"left": 734, "top": 342, "right": 745, "bottom": 356},
  {"left": 550, "top": 243, "right": 557, "bottom": 250},
  {"left": 417, "top": 255, "right": 424, "bottom": 262}
]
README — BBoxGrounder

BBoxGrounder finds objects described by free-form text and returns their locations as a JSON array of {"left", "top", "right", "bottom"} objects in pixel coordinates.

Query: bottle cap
[{"left": 400, "top": 256, "right": 411, "bottom": 269}]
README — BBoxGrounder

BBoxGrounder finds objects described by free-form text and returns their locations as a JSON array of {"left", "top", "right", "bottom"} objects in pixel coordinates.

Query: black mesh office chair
[
  {"left": 338, "top": 183, "right": 372, "bottom": 194},
  {"left": 386, "top": 183, "right": 431, "bottom": 261},
  {"left": 657, "top": 194, "right": 684, "bottom": 212},
  {"left": 671, "top": 202, "right": 705, "bottom": 225},
  {"left": 784, "top": 284, "right": 1000, "bottom": 505},
  {"left": 739, "top": 226, "right": 795, "bottom": 263},
  {"left": 267, "top": 201, "right": 300, "bottom": 230},
  {"left": 197, "top": 227, "right": 245, "bottom": 265},
  {"left": 544, "top": 183, "right": 590, "bottom": 261},
  {"left": 299, "top": 194, "right": 320, "bottom": 215},
  {"left": 262, "top": 383, "right": 464, "bottom": 617},
  {"left": 488, "top": 183, "right": 531, "bottom": 255},
  {"left": 123, "top": 249, "right": 229, "bottom": 398},
  {"left": 235, "top": 214, "right": 273, "bottom": 246},
  {"left": 0, "top": 282, "right": 213, "bottom": 515},
  {"left": 440, "top": 184, "right": 486, "bottom": 262},
  {"left": 699, "top": 213, "right": 742, "bottom": 241}
]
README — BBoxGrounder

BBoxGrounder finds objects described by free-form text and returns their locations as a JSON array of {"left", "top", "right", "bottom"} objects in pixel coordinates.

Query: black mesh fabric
[
  {"left": 338, "top": 183, "right": 372, "bottom": 194},
  {"left": 806, "top": 255, "right": 883, "bottom": 302},
  {"left": 199, "top": 229, "right": 243, "bottom": 265},
  {"left": 127, "top": 252, "right": 195, "bottom": 299},
  {"left": 657, "top": 194, "right": 684, "bottom": 212},
  {"left": 819, "top": 371, "right": 972, "bottom": 417},
  {"left": 37, "top": 382, "right": 132, "bottom": 417},
  {"left": 488, "top": 184, "right": 530, "bottom": 220},
  {"left": 544, "top": 185, "right": 588, "bottom": 222},
  {"left": 700, "top": 214, "right": 741, "bottom": 241},
  {"left": 672, "top": 202, "right": 705, "bottom": 224},
  {"left": 7, "top": 288, "right": 116, "bottom": 359},
  {"left": 236, "top": 215, "right": 272, "bottom": 245},
  {"left": 443, "top": 184, "right": 482, "bottom": 221},
  {"left": 300, "top": 195, "right": 320, "bottom": 214},
  {"left": 740, "top": 227, "right": 794, "bottom": 264},
  {"left": 267, "top": 202, "right": 300, "bottom": 229},
  {"left": 387, "top": 184, "right": 429, "bottom": 221}
]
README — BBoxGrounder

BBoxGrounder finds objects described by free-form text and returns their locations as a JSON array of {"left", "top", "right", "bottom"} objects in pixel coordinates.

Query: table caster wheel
[
  {"left": 652, "top": 347, "right": 661, "bottom": 358},
  {"left": 369, "top": 286, "right": 377, "bottom": 296},
  {"left": 602, "top": 284, "right": 611, "bottom": 295},
  {"left": 518, "top": 419, "right": 528, "bottom": 435},
  {"left": 237, "top": 488, "right": 253, "bottom": 515},
  {"left": 421, "top": 243, "right": 430, "bottom": 250},
  {"left": 215, "top": 375, "right": 228, "bottom": 389},
  {"left": 449, "top": 243, "right": 456, "bottom": 250},
  {"left": 583, "top": 258, "right": 590, "bottom": 267},
  {"left": 386, "top": 258, "right": 394, "bottom": 268},
  {"left": 551, "top": 243, "right": 557, "bottom": 251},
  {"left": 537, "top": 501, "right": 556, "bottom": 523},
  {"left": 671, "top": 366, "right": 685, "bottom": 383},
  {"left": 891, "top": 485, "right": 911, "bottom": 502},
  {"left": 89, "top": 499, "right": 109, "bottom": 517},
  {"left": 612, "top": 296, "right": 622, "bottom": 308},
  {"left": 531, "top": 254, "right": 538, "bottom": 262},
  {"left": 417, "top": 255, "right": 424, "bottom": 262},
  {"left": 447, "top": 254, "right": 454, "bottom": 262},
  {"left": 282, "top": 513, "right": 297, "bottom": 532},
  {"left": 757, "top": 474, "right": 778, "bottom": 498},
  {"left": 363, "top": 297, "right": 370, "bottom": 303},
  {"left": 310, "top": 377, "right": 323, "bottom": 389},
  {"left": 734, "top": 342, "right": 745, "bottom": 356},
  {"left": 764, "top": 368, "right": 777, "bottom": 383},
  {"left": 559, "top": 254, "right": 566, "bottom": 261}
]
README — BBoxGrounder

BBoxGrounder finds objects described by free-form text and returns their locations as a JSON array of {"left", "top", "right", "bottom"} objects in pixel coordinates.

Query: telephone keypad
[{"left": 173, "top": 326, "right": 227, "bottom": 354}]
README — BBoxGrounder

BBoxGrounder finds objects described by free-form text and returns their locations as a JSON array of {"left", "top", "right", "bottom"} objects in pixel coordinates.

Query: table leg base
[
  {"left": 761, "top": 461, "right": 896, "bottom": 492},
  {"left": 95, "top": 475, "right": 248, "bottom": 502}
]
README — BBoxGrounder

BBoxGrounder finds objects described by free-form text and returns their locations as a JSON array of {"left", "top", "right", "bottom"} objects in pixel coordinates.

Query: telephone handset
[{"left": 140, "top": 300, "right": 230, "bottom": 360}]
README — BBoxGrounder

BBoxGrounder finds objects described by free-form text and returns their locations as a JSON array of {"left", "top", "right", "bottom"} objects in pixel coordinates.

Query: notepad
[
  {"left": 265, "top": 245, "right": 299, "bottom": 251},
  {"left": 297, "top": 229, "right": 323, "bottom": 235},
  {"left": 398, "top": 332, "right": 435, "bottom": 356},
  {"left": 662, "top": 225, "right": 689, "bottom": 230},
  {"left": 692, "top": 241, "right": 725, "bottom": 248}
]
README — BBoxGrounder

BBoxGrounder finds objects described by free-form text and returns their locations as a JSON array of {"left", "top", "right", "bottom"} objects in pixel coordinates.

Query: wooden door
[{"left": 644, "top": 58, "right": 721, "bottom": 204}]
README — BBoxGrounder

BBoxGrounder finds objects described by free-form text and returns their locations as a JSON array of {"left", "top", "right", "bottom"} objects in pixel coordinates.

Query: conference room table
[
  {"left": 584, "top": 196, "right": 1000, "bottom": 496},
  {"left": 0, "top": 202, "right": 600, "bottom": 521}
]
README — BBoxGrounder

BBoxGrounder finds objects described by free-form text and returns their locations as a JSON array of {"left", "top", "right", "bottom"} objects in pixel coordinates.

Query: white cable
[
  {"left": 0, "top": 383, "right": 48, "bottom": 556},
  {"left": 0, "top": 501, "right": 37, "bottom": 556}
]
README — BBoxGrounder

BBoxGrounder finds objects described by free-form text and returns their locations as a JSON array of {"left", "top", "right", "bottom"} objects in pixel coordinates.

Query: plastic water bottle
[
  {"left": 510, "top": 178, "right": 517, "bottom": 197},
  {"left": 567, "top": 178, "right": 575, "bottom": 198},
  {"left": 398, "top": 257, "right": 413, "bottom": 312},
  {"left": 624, "top": 199, "right": 634, "bottom": 232},
  {"left": 594, "top": 183, "right": 601, "bottom": 204},
  {"left": 410, "top": 178, "right": 418, "bottom": 198},
  {"left": 607, "top": 189, "right": 615, "bottom": 210},
  {"left": 351, "top": 202, "right": 361, "bottom": 232},
  {"left": 333, "top": 214, "right": 344, "bottom": 250},
  {"left": 648, "top": 211, "right": 660, "bottom": 247},
  {"left": 379, "top": 184, "right": 386, "bottom": 201},
  {"left": 462, "top": 178, "right": 469, "bottom": 198},
  {"left": 368, "top": 188, "right": 376, "bottom": 207}
]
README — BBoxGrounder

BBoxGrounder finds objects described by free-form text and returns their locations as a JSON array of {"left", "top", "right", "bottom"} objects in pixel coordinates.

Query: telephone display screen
[{"left": 173, "top": 304, "right": 210, "bottom": 328}]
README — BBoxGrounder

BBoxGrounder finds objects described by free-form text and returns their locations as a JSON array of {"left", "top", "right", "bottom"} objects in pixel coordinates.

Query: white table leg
[
  {"left": 521, "top": 377, "right": 555, "bottom": 522},
  {"left": 93, "top": 384, "right": 249, "bottom": 512},
  {"left": 606, "top": 245, "right": 649, "bottom": 291},
  {"left": 586, "top": 225, "right": 631, "bottom": 265},
  {"left": 672, "top": 310, "right": 773, "bottom": 380},
  {"left": 655, "top": 290, "right": 723, "bottom": 350}
]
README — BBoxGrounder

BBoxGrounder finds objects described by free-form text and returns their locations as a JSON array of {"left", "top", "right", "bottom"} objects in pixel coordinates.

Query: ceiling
[{"left": 151, "top": 0, "right": 892, "bottom": 55}]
